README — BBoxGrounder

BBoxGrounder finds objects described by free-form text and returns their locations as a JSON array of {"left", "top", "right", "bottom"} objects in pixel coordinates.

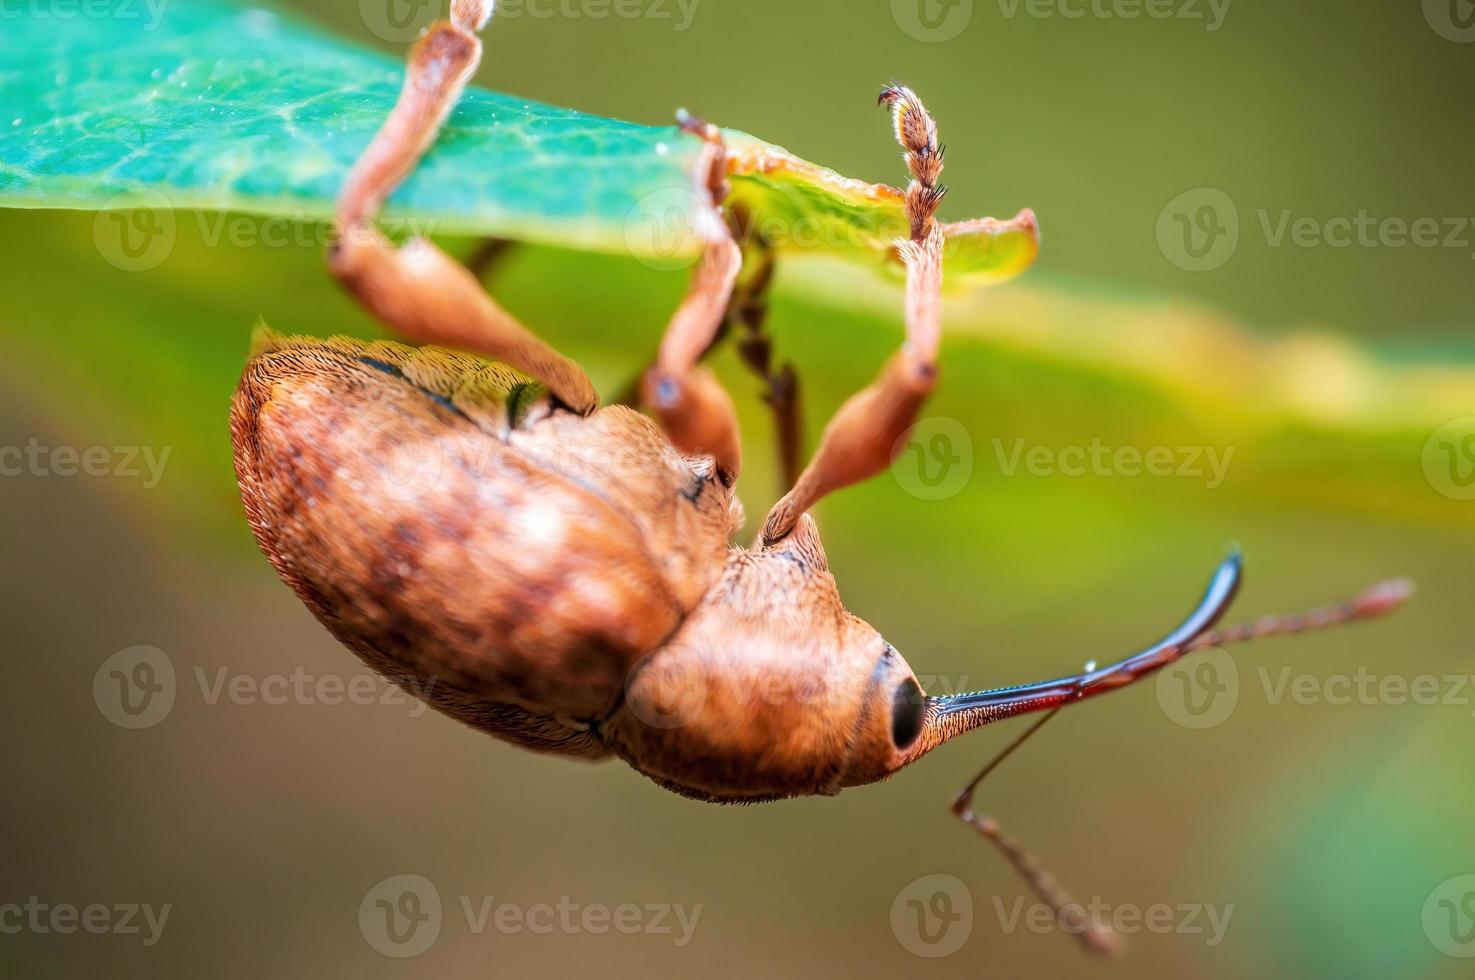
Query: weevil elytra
[{"left": 229, "top": 0, "right": 1412, "bottom": 954}]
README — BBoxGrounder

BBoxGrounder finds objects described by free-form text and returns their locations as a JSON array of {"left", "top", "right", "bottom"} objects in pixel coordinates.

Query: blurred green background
[{"left": 1, "top": 1, "right": 1472, "bottom": 978}]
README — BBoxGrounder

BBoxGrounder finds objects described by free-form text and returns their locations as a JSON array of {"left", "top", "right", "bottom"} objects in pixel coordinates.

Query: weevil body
[
  {"left": 232, "top": 333, "right": 920, "bottom": 800},
  {"left": 232, "top": 0, "right": 1410, "bottom": 953}
]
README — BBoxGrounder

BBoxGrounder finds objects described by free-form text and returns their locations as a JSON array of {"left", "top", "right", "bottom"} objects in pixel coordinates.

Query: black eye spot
[{"left": 891, "top": 676, "right": 925, "bottom": 750}]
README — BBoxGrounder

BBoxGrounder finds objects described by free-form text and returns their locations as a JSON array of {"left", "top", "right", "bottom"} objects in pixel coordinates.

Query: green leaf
[
  {"left": 0, "top": 0, "right": 1037, "bottom": 283},
  {"left": 1, "top": 206, "right": 1471, "bottom": 559},
  {"left": 723, "top": 136, "right": 1039, "bottom": 285},
  {"left": 3, "top": 1, "right": 1468, "bottom": 559}
]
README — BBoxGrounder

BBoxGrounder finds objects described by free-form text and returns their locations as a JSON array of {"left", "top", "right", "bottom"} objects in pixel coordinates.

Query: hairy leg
[
  {"left": 613, "top": 240, "right": 802, "bottom": 491},
  {"left": 328, "top": 1, "right": 597, "bottom": 414},
  {"left": 730, "top": 245, "right": 804, "bottom": 492},
  {"left": 640, "top": 113, "right": 745, "bottom": 483},
  {"left": 761, "top": 85, "right": 945, "bottom": 545},
  {"left": 462, "top": 237, "right": 517, "bottom": 283}
]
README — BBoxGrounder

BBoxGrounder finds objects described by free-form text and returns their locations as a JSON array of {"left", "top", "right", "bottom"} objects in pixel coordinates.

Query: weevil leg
[
  {"left": 614, "top": 240, "right": 800, "bottom": 490},
  {"left": 462, "top": 237, "right": 517, "bottom": 284},
  {"left": 729, "top": 244, "right": 805, "bottom": 492},
  {"left": 760, "top": 85, "right": 944, "bottom": 545},
  {"left": 640, "top": 113, "right": 745, "bottom": 483},
  {"left": 328, "top": 1, "right": 598, "bottom": 414}
]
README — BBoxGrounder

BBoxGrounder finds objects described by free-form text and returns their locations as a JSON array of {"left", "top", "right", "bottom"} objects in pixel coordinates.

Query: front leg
[
  {"left": 328, "top": 0, "right": 598, "bottom": 414},
  {"left": 762, "top": 85, "right": 943, "bottom": 545}
]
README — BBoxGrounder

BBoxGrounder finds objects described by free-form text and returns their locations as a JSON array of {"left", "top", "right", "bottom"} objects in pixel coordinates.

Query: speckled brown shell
[{"left": 230, "top": 332, "right": 739, "bottom": 758}]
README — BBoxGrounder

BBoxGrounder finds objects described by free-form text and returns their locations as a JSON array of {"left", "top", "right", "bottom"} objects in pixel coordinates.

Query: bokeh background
[{"left": 2, "top": 0, "right": 1472, "bottom": 977}]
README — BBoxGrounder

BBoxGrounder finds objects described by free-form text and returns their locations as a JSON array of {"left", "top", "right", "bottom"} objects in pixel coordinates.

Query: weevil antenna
[
  {"left": 920, "top": 554, "right": 1412, "bottom": 957},
  {"left": 951, "top": 702, "right": 1123, "bottom": 956},
  {"left": 938, "top": 552, "right": 1244, "bottom": 958},
  {"left": 941, "top": 558, "right": 1241, "bottom": 960},
  {"left": 955, "top": 704, "right": 1062, "bottom": 805}
]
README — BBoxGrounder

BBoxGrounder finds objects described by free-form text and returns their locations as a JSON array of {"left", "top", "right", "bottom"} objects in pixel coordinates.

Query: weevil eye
[{"left": 890, "top": 676, "right": 925, "bottom": 750}]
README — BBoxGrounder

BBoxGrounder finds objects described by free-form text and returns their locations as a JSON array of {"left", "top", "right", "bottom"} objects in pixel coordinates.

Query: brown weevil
[{"left": 230, "top": 0, "right": 1412, "bottom": 955}]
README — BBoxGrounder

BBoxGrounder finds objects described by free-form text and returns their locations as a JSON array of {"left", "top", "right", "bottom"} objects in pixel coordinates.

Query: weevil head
[{"left": 606, "top": 515, "right": 949, "bottom": 802}]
